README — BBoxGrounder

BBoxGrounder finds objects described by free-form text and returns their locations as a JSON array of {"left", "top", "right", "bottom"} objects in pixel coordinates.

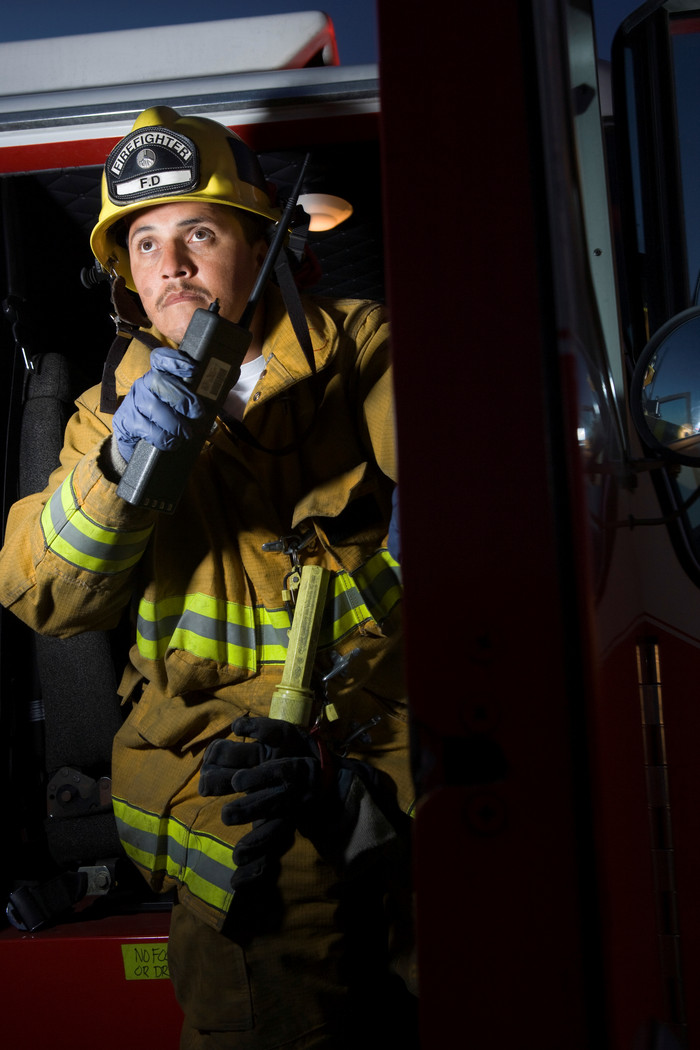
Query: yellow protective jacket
[{"left": 0, "top": 289, "right": 410, "bottom": 930}]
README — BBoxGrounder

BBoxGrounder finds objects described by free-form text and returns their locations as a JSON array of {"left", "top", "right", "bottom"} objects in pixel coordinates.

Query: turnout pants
[{"left": 168, "top": 835, "right": 418, "bottom": 1049}]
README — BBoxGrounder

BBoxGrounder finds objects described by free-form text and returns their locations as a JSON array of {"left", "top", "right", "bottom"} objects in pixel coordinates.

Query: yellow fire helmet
[{"left": 90, "top": 106, "right": 281, "bottom": 290}]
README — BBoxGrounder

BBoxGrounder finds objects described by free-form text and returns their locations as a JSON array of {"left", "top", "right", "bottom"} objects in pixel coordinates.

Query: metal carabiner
[{"left": 262, "top": 530, "right": 315, "bottom": 568}]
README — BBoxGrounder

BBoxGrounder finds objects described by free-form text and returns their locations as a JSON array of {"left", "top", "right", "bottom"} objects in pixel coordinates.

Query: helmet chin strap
[
  {"left": 110, "top": 272, "right": 151, "bottom": 330},
  {"left": 99, "top": 272, "right": 159, "bottom": 415},
  {"left": 274, "top": 247, "right": 315, "bottom": 376}
]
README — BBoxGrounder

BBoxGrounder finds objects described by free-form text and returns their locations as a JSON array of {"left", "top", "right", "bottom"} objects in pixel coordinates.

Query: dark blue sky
[{"left": 593, "top": 0, "right": 637, "bottom": 59}]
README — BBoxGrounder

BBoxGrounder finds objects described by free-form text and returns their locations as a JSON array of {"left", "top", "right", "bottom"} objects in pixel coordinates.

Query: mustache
[{"left": 155, "top": 282, "right": 211, "bottom": 310}]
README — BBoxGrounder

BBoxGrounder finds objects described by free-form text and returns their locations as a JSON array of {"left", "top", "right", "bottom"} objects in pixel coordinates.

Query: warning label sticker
[{"left": 121, "top": 942, "right": 170, "bottom": 981}]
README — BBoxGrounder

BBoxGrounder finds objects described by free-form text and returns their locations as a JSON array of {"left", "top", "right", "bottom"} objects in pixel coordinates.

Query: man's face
[{"left": 127, "top": 201, "right": 267, "bottom": 345}]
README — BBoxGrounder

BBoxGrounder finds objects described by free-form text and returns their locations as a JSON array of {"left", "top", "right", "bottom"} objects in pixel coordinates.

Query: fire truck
[{"left": 2, "top": 2, "right": 700, "bottom": 1047}]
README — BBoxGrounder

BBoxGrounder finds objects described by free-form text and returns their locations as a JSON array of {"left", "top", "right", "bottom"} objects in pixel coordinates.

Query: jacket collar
[
  {"left": 261, "top": 287, "right": 334, "bottom": 386},
  {"left": 113, "top": 287, "right": 336, "bottom": 401}
]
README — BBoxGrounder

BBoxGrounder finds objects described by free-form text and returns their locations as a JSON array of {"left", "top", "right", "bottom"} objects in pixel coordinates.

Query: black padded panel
[
  {"left": 260, "top": 142, "right": 385, "bottom": 302},
  {"left": 18, "top": 354, "right": 124, "bottom": 774},
  {"left": 19, "top": 353, "right": 76, "bottom": 498},
  {"left": 44, "top": 811, "right": 122, "bottom": 868}
]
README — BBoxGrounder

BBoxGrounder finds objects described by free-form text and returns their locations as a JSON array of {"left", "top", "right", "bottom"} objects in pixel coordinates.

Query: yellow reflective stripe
[
  {"left": 352, "top": 550, "right": 402, "bottom": 622},
  {"left": 113, "top": 796, "right": 234, "bottom": 917},
  {"left": 324, "top": 579, "right": 368, "bottom": 641},
  {"left": 136, "top": 594, "right": 290, "bottom": 667},
  {"left": 41, "top": 471, "right": 152, "bottom": 574},
  {"left": 169, "top": 626, "right": 255, "bottom": 669},
  {"left": 135, "top": 550, "right": 401, "bottom": 669},
  {"left": 320, "top": 550, "right": 402, "bottom": 646}
]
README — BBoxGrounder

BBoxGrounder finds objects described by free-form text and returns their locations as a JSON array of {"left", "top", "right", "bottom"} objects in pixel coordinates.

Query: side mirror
[{"left": 630, "top": 306, "right": 700, "bottom": 465}]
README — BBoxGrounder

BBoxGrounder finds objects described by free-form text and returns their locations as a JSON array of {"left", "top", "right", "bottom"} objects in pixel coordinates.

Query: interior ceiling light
[{"left": 298, "top": 193, "right": 353, "bottom": 232}]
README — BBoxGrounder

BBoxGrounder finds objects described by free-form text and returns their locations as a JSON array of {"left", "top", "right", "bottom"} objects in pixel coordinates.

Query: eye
[
  {"left": 190, "top": 226, "right": 213, "bottom": 243},
  {"left": 135, "top": 237, "right": 155, "bottom": 254}
]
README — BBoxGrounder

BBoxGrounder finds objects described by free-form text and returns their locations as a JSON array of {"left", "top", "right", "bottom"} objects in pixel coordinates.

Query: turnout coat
[{"left": 0, "top": 289, "right": 410, "bottom": 931}]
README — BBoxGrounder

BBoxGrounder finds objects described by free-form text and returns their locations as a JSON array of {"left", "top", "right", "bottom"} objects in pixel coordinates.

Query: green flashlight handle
[{"left": 269, "top": 565, "right": 330, "bottom": 726}]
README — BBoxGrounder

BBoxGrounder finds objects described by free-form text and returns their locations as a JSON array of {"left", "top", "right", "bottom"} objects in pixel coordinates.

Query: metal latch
[
  {"left": 46, "top": 767, "right": 112, "bottom": 818},
  {"left": 5, "top": 863, "right": 114, "bottom": 931}
]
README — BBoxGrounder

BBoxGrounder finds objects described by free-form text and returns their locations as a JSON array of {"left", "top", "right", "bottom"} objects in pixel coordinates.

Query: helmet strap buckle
[{"left": 109, "top": 272, "right": 150, "bottom": 332}]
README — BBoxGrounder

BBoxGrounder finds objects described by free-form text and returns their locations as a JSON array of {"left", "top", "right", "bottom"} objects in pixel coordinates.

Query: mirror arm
[
  {"left": 628, "top": 456, "right": 674, "bottom": 475},
  {"left": 596, "top": 468, "right": 700, "bottom": 531},
  {"left": 582, "top": 456, "right": 666, "bottom": 488}
]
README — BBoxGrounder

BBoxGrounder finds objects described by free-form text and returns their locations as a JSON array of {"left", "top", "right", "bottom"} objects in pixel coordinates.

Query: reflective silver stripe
[
  {"left": 322, "top": 552, "right": 402, "bottom": 646},
  {"left": 135, "top": 550, "right": 402, "bottom": 669},
  {"left": 136, "top": 594, "right": 290, "bottom": 667},
  {"left": 113, "top": 796, "right": 234, "bottom": 917},
  {"left": 41, "top": 471, "right": 153, "bottom": 574}
]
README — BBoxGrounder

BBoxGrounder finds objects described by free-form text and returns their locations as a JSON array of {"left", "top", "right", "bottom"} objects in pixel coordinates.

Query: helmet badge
[
  {"left": 136, "top": 149, "right": 157, "bottom": 170},
  {"left": 105, "top": 125, "right": 200, "bottom": 204}
]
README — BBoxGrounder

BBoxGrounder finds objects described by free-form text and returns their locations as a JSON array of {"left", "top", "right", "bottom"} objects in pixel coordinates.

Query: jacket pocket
[{"left": 128, "top": 683, "right": 237, "bottom": 753}]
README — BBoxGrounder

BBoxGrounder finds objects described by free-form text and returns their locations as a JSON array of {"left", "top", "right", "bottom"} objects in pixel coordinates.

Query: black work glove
[
  {"left": 200, "top": 715, "right": 328, "bottom": 819},
  {"left": 199, "top": 715, "right": 325, "bottom": 888},
  {"left": 199, "top": 715, "right": 402, "bottom": 889}
]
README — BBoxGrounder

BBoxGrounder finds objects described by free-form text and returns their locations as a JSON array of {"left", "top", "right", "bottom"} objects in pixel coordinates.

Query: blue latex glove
[
  {"left": 112, "top": 346, "right": 205, "bottom": 463},
  {"left": 199, "top": 715, "right": 399, "bottom": 889}
]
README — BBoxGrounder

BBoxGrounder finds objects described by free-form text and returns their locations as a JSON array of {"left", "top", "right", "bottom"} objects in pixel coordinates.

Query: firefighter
[{"left": 0, "top": 107, "right": 415, "bottom": 1047}]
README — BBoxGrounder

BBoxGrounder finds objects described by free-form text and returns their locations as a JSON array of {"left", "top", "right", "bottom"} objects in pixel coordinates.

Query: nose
[{"left": 160, "top": 238, "right": 196, "bottom": 280}]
